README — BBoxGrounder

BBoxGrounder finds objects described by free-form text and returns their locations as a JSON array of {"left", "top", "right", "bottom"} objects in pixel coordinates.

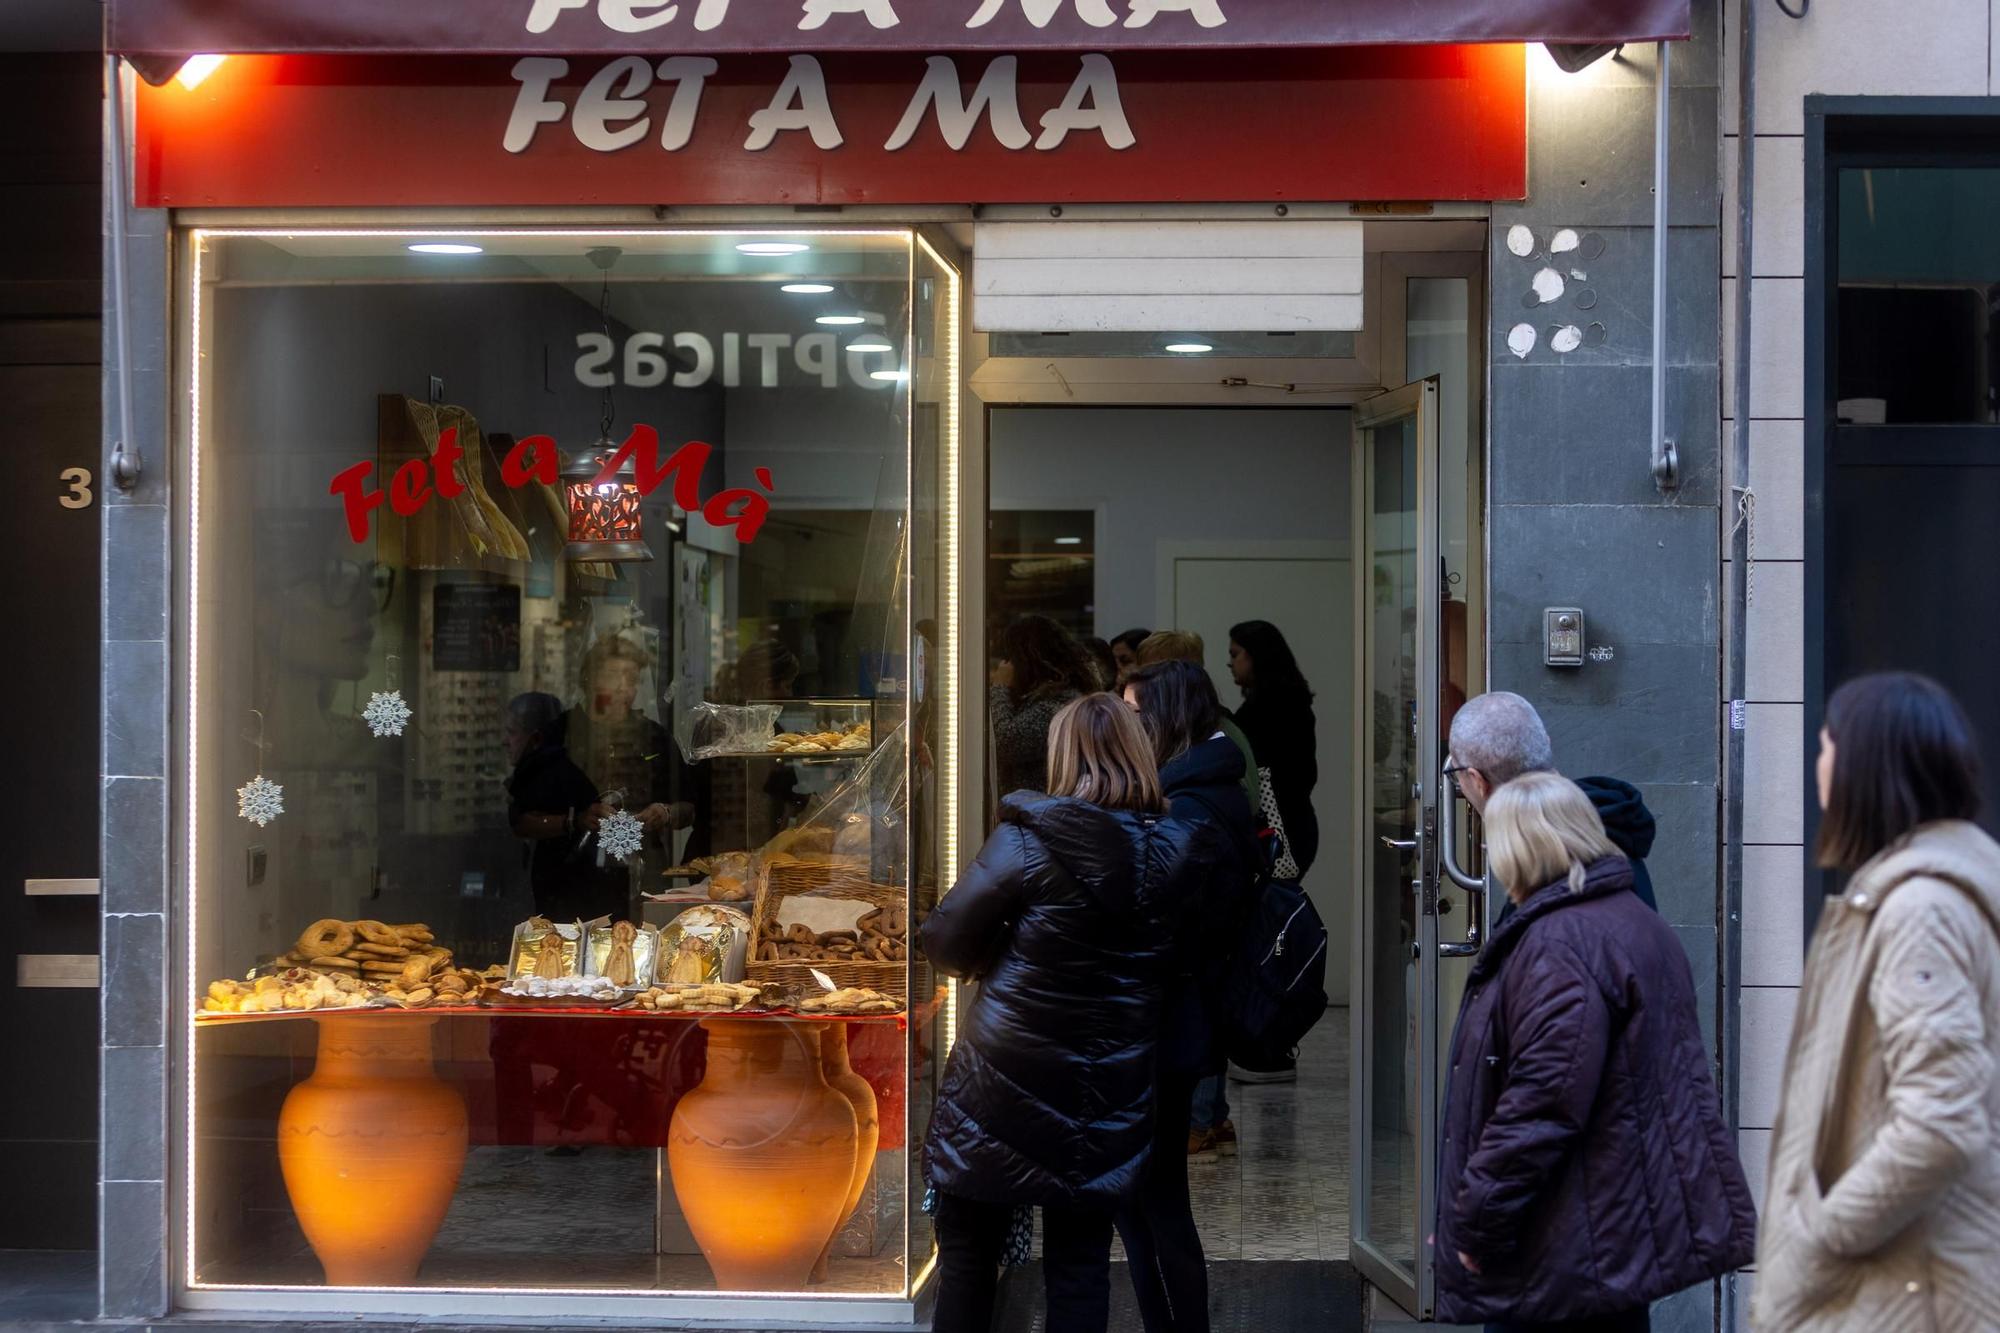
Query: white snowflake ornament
[
  {"left": 597, "top": 809, "right": 645, "bottom": 862},
  {"left": 363, "top": 689, "right": 412, "bottom": 738},
  {"left": 237, "top": 775, "right": 285, "bottom": 827}
]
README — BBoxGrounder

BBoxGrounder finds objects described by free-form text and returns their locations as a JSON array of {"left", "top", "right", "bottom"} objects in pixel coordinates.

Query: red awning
[{"left": 109, "top": 0, "right": 1689, "bottom": 60}]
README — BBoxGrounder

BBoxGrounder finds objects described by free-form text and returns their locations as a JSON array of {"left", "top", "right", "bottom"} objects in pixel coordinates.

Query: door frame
[{"left": 1347, "top": 377, "right": 1445, "bottom": 1317}]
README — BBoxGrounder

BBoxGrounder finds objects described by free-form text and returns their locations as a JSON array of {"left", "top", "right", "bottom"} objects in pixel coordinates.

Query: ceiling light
[
  {"left": 871, "top": 370, "right": 910, "bottom": 382},
  {"left": 817, "top": 315, "right": 866, "bottom": 326},
  {"left": 174, "top": 55, "right": 227, "bottom": 90},
  {"left": 737, "top": 241, "right": 811, "bottom": 256},
  {"left": 408, "top": 242, "right": 484, "bottom": 255},
  {"left": 1055, "top": 537, "right": 1083, "bottom": 546},
  {"left": 781, "top": 283, "right": 835, "bottom": 294},
  {"left": 1164, "top": 342, "right": 1213, "bottom": 354},
  {"left": 847, "top": 339, "right": 893, "bottom": 353}
]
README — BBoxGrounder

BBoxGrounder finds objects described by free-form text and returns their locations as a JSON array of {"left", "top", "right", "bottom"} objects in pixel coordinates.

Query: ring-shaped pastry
[
  {"left": 296, "top": 919, "right": 356, "bottom": 958},
  {"left": 352, "top": 919, "right": 401, "bottom": 946}
]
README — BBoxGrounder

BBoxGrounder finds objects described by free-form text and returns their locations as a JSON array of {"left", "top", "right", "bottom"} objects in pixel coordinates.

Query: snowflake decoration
[
  {"left": 237, "top": 775, "right": 285, "bottom": 827},
  {"left": 363, "top": 689, "right": 412, "bottom": 738},
  {"left": 597, "top": 809, "right": 645, "bottom": 862}
]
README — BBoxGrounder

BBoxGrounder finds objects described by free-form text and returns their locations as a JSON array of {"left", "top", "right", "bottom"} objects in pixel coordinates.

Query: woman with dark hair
[
  {"left": 990, "top": 614, "right": 1099, "bottom": 796},
  {"left": 1753, "top": 672, "right": 2000, "bottom": 1333},
  {"left": 1081, "top": 636, "right": 1119, "bottom": 692},
  {"left": 1110, "top": 627, "right": 1152, "bottom": 678},
  {"left": 921, "top": 693, "right": 1218, "bottom": 1333},
  {"left": 1225, "top": 620, "right": 1318, "bottom": 1083},
  {"left": 1116, "top": 660, "right": 1258, "bottom": 1333}
]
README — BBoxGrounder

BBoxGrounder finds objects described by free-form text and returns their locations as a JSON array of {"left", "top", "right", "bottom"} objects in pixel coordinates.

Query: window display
[{"left": 182, "top": 229, "right": 959, "bottom": 1305}]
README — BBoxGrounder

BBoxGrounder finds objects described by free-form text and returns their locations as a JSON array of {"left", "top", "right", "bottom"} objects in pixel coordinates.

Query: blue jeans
[{"left": 1189, "top": 1073, "right": 1229, "bottom": 1130}]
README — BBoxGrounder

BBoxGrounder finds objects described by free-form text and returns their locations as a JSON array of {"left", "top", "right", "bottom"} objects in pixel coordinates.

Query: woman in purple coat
[{"left": 1435, "top": 772, "right": 1756, "bottom": 1333}]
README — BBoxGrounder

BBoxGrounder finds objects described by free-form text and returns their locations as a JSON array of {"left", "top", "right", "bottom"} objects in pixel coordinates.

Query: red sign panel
[{"left": 133, "top": 47, "right": 1525, "bottom": 207}]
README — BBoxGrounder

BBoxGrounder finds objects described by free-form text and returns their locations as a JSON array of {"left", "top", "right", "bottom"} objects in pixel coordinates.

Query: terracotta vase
[
  {"left": 668, "top": 1019, "right": 859, "bottom": 1291},
  {"left": 812, "top": 1022, "right": 881, "bottom": 1282},
  {"left": 277, "top": 1013, "right": 468, "bottom": 1286}
]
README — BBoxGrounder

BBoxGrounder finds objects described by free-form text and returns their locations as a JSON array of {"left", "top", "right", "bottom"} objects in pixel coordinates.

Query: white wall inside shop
[{"left": 990, "top": 406, "right": 1356, "bottom": 1004}]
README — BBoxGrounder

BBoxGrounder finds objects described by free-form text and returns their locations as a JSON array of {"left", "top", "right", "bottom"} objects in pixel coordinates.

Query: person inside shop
[
  {"left": 564, "top": 631, "right": 701, "bottom": 865},
  {"left": 1081, "top": 636, "right": 1120, "bottom": 692},
  {"left": 1444, "top": 691, "right": 1659, "bottom": 913},
  {"left": 1117, "top": 660, "right": 1260, "bottom": 1333},
  {"left": 989, "top": 614, "right": 1100, "bottom": 797},
  {"left": 1223, "top": 619, "right": 1318, "bottom": 1084},
  {"left": 921, "top": 694, "right": 1222, "bottom": 1333},
  {"left": 503, "top": 691, "right": 626, "bottom": 925},
  {"left": 1434, "top": 772, "right": 1754, "bottom": 1333},
  {"left": 1109, "top": 627, "right": 1152, "bottom": 680}
]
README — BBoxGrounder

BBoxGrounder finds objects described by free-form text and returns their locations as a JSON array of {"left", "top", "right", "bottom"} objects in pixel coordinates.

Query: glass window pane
[
  {"left": 1837, "top": 166, "right": 2000, "bottom": 424},
  {"left": 187, "top": 230, "right": 937, "bottom": 1298}
]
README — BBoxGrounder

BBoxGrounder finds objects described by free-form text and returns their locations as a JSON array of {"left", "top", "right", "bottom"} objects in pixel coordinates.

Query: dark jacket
[
  {"left": 1576, "top": 775, "right": 1658, "bottom": 911},
  {"left": 1156, "top": 736, "right": 1260, "bottom": 1075},
  {"left": 1435, "top": 856, "right": 1756, "bottom": 1325},
  {"left": 919, "top": 793, "right": 1219, "bottom": 1207},
  {"left": 1235, "top": 690, "right": 1319, "bottom": 876},
  {"left": 506, "top": 742, "right": 630, "bottom": 923},
  {"left": 989, "top": 683, "right": 1082, "bottom": 797}
]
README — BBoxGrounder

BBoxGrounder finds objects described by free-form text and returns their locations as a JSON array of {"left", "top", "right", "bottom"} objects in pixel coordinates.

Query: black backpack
[{"left": 1181, "top": 792, "right": 1331, "bottom": 1065}]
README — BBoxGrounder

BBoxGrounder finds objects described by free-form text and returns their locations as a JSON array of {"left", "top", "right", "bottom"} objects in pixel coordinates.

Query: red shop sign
[{"left": 133, "top": 46, "right": 1526, "bottom": 207}]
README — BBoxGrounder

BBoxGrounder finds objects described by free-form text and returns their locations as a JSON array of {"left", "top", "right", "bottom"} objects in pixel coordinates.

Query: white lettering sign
[
  {"left": 581, "top": 332, "right": 895, "bottom": 390},
  {"left": 885, "top": 56, "right": 1032, "bottom": 152},
  {"left": 505, "top": 55, "right": 717, "bottom": 153},
  {"left": 1036, "top": 54, "right": 1135, "bottom": 150},
  {"left": 744, "top": 55, "right": 844, "bottom": 151},
  {"left": 1123, "top": 0, "right": 1226, "bottom": 27},
  {"left": 798, "top": 0, "right": 900, "bottom": 28},
  {"left": 966, "top": 0, "right": 1118, "bottom": 27},
  {"left": 525, "top": 0, "right": 733, "bottom": 32}
]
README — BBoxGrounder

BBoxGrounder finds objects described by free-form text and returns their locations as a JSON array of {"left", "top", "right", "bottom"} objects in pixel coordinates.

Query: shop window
[
  {"left": 183, "top": 229, "right": 959, "bottom": 1301},
  {"left": 1836, "top": 166, "right": 2000, "bottom": 424},
  {"left": 985, "top": 509, "right": 1097, "bottom": 645}
]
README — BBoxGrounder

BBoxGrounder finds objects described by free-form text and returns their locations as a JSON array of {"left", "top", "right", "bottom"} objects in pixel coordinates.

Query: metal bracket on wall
[{"left": 1649, "top": 39, "right": 1680, "bottom": 495}]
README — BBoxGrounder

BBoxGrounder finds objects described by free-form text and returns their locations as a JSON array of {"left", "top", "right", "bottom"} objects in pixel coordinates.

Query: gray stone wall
[{"left": 1485, "top": 5, "right": 1724, "bottom": 1330}]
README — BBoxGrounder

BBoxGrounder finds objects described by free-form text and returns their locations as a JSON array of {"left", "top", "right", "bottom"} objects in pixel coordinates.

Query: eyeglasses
[{"left": 1442, "top": 763, "right": 1481, "bottom": 791}]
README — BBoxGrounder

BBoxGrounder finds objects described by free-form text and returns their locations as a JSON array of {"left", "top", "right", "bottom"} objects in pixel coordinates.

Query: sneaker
[
  {"left": 1211, "top": 1120, "right": 1239, "bottom": 1156},
  {"left": 1228, "top": 1053, "right": 1298, "bottom": 1084},
  {"left": 1186, "top": 1128, "right": 1220, "bottom": 1163}
]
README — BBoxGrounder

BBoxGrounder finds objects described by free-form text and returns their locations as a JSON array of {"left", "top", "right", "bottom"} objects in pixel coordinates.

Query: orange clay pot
[
  {"left": 668, "top": 1019, "right": 859, "bottom": 1291},
  {"left": 277, "top": 1013, "right": 468, "bottom": 1286},
  {"left": 812, "top": 1023, "right": 881, "bottom": 1283}
]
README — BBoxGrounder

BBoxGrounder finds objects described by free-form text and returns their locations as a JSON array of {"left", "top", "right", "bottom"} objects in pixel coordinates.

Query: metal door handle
[
  {"left": 1438, "top": 778, "right": 1485, "bottom": 958},
  {"left": 1379, "top": 836, "right": 1417, "bottom": 853}
]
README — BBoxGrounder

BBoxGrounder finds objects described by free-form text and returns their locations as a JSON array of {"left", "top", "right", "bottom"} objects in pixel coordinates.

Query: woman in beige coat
[{"left": 1754, "top": 672, "right": 2000, "bottom": 1333}]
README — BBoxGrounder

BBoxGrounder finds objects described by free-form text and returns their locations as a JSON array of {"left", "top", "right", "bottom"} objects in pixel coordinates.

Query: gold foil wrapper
[
  {"left": 509, "top": 921, "right": 582, "bottom": 980},
  {"left": 657, "top": 906, "right": 751, "bottom": 985},
  {"left": 587, "top": 922, "right": 659, "bottom": 989}
]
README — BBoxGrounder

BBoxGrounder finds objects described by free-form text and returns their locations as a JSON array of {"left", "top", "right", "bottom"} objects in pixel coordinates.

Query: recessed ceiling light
[
  {"left": 408, "top": 242, "right": 484, "bottom": 255},
  {"left": 847, "top": 339, "right": 893, "bottom": 353},
  {"left": 174, "top": 54, "right": 228, "bottom": 90},
  {"left": 781, "top": 283, "right": 835, "bottom": 294},
  {"left": 1055, "top": 537, "right": 1083, "bottom": 546},
  {"left": 817, "top": 315, "right": 867, "bottom": 326},
  {"left": 871, "top": 369, "right": 910, "bottom": 382},
  {"left": 1164, "top": 342, "right": 1214, "bottom": 354},
  {"left": 737, "top": 241, "right": 811, "bottom": 256}
]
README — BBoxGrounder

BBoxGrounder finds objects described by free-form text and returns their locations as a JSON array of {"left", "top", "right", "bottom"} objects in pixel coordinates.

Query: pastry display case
[{"left": 180, "top": 228, "right": 961, "bottom": 1314}]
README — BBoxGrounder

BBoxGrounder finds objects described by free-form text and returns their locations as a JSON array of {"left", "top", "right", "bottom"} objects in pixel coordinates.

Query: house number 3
[{"left": 58, "top": 467, "right": 92, "bottom": 509}]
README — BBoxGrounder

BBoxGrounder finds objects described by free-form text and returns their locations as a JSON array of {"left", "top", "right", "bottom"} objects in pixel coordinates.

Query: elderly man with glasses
[{"left": 1445, "top": 691, "right": 1660, "bottom": 913}]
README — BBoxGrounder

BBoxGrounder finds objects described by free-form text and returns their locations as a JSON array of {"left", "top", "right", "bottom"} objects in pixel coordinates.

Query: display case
[{"left": 179, "top": 228, "right": 961, "bottom": 1315}]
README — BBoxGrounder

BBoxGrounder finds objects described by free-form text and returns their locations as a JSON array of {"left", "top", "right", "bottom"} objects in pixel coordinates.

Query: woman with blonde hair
[
  {"left": 920, "top": 693, "right": 1221, "bottom": 1333},
  {"left": 1435, "top": 772, "right": 1755, "bottom": 1333},
  {"left": 1753, "top": 673, "right": 2000, "bottom": 1333}
]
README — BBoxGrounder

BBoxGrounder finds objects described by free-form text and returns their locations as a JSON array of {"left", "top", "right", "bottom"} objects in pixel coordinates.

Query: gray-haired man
[{"left": 1445, "top": 691, "right": 1659, "bottom": 911}]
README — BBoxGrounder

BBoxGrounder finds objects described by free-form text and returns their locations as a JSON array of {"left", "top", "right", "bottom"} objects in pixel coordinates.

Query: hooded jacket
[
  {"left": 1576, "top": 775, "right": 1659, "bottom": 911},
  {"left": 1436, "top": 856, "right": 1757, "bottom": 1325},
  {"left": 919, "top": 793, "right": 1219, "bottom": 1207},
  {"left": 1751, "top": 820, "right": 2000, "bottom": 1333},
  {"left": 1156, "top": 735, "right": 1260, "bottom": 1075}
]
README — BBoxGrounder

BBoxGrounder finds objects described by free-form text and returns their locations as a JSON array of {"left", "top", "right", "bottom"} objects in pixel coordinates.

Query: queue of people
[{"left": 942, "top": 611, "right": 2000, "bottom": 1333}]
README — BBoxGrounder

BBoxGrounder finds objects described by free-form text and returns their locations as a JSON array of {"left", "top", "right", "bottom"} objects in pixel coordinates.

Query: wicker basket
[
  {"left": 764, "top": 857, "right": 876, "bottom": 897},
  {"left": 745, "top": 874, "right": 909, "bottom": 1002}
]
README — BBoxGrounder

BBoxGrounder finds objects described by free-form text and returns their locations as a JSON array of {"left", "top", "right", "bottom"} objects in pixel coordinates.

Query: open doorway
[{"left": 966, "top": 223, "right": 1485, "bottom": 1318}]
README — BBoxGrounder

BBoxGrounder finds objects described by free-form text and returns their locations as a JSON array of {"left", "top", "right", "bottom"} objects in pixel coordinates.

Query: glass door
[{"left": 1349, "top": 378, "right": 1447, "bottom": 1315}]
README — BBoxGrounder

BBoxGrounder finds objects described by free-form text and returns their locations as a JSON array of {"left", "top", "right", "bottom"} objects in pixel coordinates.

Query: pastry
[
  {"left": 604, "top": 921, "right": 638, "bottom": 988},
  {"left": 296, "top": 919, "right": 357, "bottom": 959}
]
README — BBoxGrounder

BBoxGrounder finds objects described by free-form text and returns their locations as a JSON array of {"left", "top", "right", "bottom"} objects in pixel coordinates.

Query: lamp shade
[{"left": 561, "top": 437, "right": 654, "bottom": 563}]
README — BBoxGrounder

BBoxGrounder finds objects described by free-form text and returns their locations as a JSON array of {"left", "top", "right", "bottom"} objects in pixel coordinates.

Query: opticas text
[
  {"left": 508, "top": 53, "right": 1135, "bottom": 154},
  {"left": 524, "top": 0, "right": 1228, "bottom": 36},
  {"left": 575, "top": 332, "right": 898, "bottom": 390},
  {"left": 330, "top": 426, "right": 772, "bottom": 545}
]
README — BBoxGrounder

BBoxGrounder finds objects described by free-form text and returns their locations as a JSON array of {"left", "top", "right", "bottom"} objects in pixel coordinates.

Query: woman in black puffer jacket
[
  {"left": 921, "top": 693, "right": 1220, "bottom": 1333},
  {"left": 1436, "top": 772, "right": 1755, "bottom": 1333}
]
